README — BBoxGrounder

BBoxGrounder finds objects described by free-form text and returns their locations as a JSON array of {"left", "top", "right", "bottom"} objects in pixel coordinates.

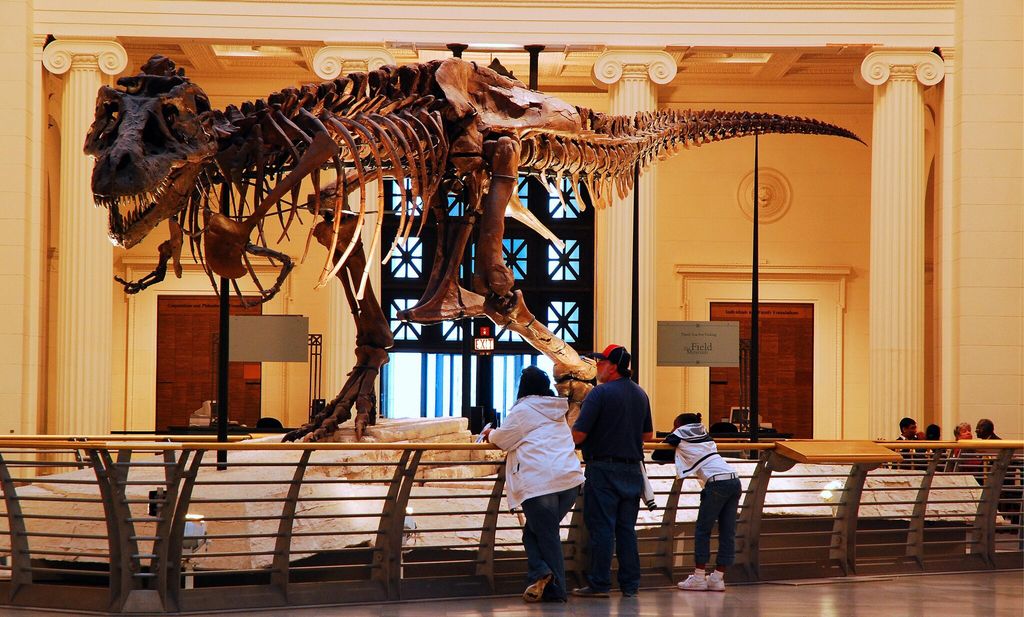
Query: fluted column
[
  {"left": 44, "top": 40, "right": 127, "bottom": 436},
  {"left": 860, "top": 50, "right": 944, "bottom": 439},
  {"left": 593, "top": 50, "right": 676, "bottom": 396},
  {"left": 312, "top": 47, "right": 394, "bottom": 395}
]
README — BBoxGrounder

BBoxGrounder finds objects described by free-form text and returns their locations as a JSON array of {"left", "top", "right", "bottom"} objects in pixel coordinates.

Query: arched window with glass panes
[{"left": 379, "top": 175, "right": 594, "bottom": 420}]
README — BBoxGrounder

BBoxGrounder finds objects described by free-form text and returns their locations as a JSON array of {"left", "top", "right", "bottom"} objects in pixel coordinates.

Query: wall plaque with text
[
  {"left": 228, "top": 315, "right": 309, "bottom": 362},
  {"left": 657, "top": 321, "right": 740, "bottom": 367}
]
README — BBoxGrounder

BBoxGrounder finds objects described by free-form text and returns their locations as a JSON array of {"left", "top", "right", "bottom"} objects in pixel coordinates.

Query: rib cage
[{"left": 186, "top": 59, "right": 861, "bottom": 293}]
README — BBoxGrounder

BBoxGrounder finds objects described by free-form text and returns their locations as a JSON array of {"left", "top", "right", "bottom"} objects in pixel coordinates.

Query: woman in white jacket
[{"left": 482, "top": 366, "right": 584, "bottom": 603}]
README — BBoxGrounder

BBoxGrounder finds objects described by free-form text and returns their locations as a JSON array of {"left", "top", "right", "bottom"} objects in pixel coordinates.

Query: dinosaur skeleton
[{"left": 86, "top": 54, "right": 861, "bottom": 441}]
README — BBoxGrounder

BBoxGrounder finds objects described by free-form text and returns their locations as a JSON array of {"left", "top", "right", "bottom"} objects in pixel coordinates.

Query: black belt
[{"left": 589, "top": 456, "right": 641, "bottom": 464}]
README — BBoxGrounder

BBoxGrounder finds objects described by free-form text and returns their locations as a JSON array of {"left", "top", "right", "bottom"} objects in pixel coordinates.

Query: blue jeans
[
  {"left": 693, "top": 478, "right": 742, "bottom": 567},
  {"left": 582, "top": 461, "right": 643, "bottom": 593},
  {"left": 520, "top": 486, "right": 579, "bottom": 601}
]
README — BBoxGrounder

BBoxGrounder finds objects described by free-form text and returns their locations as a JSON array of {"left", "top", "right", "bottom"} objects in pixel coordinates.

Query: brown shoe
[{"left": 523, "top": 573, "right": 553, "bottom": 603}]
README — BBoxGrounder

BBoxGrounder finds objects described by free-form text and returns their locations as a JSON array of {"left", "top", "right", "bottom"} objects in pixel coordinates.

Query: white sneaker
[
  {"left": 707, "top": 570, "right": 725, "bottom": 592},
  {"left": 677, "top": 573, "right": 708, "bottom": 591}
]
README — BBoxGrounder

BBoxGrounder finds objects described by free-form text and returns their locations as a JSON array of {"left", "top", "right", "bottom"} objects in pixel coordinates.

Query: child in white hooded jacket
[
  {"left": 657, "top": 412, "right": 741, "bottom": 592},
  {"left": 483, "top": 366, "right": 584, "bottom": 603}
]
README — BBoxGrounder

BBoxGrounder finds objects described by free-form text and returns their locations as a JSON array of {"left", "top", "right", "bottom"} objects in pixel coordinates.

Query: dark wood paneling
[
  {"left": 709, "top": 303, "right": 814, "bottom": 439},
  {"left": 156, "top": 296, "right": 262, "bottom": 430}
]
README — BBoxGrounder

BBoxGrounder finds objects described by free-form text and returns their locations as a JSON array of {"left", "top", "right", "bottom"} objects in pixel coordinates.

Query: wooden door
[
  {"left": 155, "top": 296, "right": 262, "bottom": 430},
  {"left": 709, "top": 303, "right": 814, "bottom": 439}
]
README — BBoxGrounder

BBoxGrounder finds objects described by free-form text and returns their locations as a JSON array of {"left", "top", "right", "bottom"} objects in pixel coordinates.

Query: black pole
[
  {"left": 447, "top": 42, "right": 474, "bottom": 419},
  {"left": 524, "top": 45, "right": 544, "bottom": 91},
  {"left": 749, "top": 136, "right": 760, "bottom": 443},
  {"left": 217, "top": 276, "right": 230, "bottom": 468},
  {"left": 630, "top": 163, "right": 640, "bottom": 384}
]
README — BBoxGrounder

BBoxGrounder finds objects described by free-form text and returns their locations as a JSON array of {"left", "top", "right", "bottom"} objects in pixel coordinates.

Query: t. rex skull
[{"left": 85, "top": 55, "right": 217, "bottom": 248}]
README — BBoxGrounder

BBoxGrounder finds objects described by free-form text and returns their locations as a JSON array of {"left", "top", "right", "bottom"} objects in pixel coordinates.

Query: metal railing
[{"left": 0, "top": 438, "right": 1019, "bottom": 613}]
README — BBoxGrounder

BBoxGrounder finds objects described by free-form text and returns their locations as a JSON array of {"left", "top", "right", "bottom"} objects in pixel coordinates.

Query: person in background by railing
[
  {"left": 482, "top": 366, "right": 584, "bottom": 604},
  {"left": 896, "top": 417, "right": 926, "bottom": 470},
  {"left": 976, "top": 419, "right": 1000, "bottom": 440},
  {"left": 570, "top": 344, "right": 653, "bottom": 599},
  {"left": 925, "top": 424, "right": 941, "bottom": 441},
  {"left": 898, "top": 417, "right": 920, "bottom": 441},
  {"left": 972, "top": 418, "right": 1020, "bottom": 525},
  {"left": 946, "top": 422, "right": 975, "bottom": 472},
  {"left": 955, "top": 422, "right": 973, "bottom": 441},
  {"left": 666, "top": 412, "right": 741, "bottom": 593}
]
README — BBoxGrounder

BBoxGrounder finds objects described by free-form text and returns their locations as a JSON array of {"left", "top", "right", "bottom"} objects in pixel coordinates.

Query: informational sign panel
[
  {"left": 657, "top": 321, "right": 740, "bottom": 367},
  {"left": 228, "top": 315, "right": 309, "bottom": 362}
]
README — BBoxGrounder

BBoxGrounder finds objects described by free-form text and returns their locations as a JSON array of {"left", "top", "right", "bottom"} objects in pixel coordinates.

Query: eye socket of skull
[{"left": 84, "top": 87, "right": 125, "bottom": 155}]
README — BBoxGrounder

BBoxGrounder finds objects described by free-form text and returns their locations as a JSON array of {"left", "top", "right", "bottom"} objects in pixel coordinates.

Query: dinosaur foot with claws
[{"left": 284, "top": 345, "right": 388, "bottom": 442}]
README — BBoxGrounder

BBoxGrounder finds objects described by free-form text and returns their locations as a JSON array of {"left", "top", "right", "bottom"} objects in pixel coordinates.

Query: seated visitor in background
[
  {"left": 954, "top": 422, "right": 973, "bottom": 441},
  {"left": 482, "top": 366, "right": 584, "bottom": 604},
  {"left": 898, "top": 417, "right": 919, "bottom": 440},
  {"left": 946, "top": 422, "right": 974, "bottom": 471},
  {"left": 971, "top": 419, "right": 1019, "bottom": 524},
  {"left": 925, "top": 424, "right": 941, "bottom": 440},
  {"left": 664, "top": 412, "right": 741, "bottom": 593},
  {"left": 255, "top": 416, "right": 284, "bottom": 430},
  {"left": 896, "top": 417, "right": 925, "bottom": 470},
  {"left": 975, "top": 418, "right": 1000, "bottom": 440}
]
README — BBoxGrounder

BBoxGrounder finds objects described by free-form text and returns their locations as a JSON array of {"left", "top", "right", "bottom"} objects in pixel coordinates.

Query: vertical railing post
[
  {"left": 656, "top": 476, "right": 683, "bottom": 580},
  {"left": 160, "top": 449, "right": 204, "bottom": 612},
  {"left": 475, "top": 465, "right": 506, "bottom": 590},
  {"left": 145, "top": 449, "right": 191, "bottom": 611},
  {"left": 270, "top": 449, "right": 312, "bottom": 599},
  {"left": 372, "top": 449, "right": 421, "bottom": 600},
  {"left": 0, "top": 452, "right": 33, "bottom": 599},
  {"left": 828, "top": 463, "right": 874, "bottom": 575},
  {"left": 733, "top": 450, "right": 789, "bottom": 581},
  {"left": 970, "top": 448, "right": 1014, "bottom": 567},
  {"left": 564, "top": 474, "right": 588, "bottom": 587},
  {"left": 88, "top": 448, "right": 143, "bottom": 612},
  {"left": 906, "top": 448, "right": 942, "bottom": 567}
]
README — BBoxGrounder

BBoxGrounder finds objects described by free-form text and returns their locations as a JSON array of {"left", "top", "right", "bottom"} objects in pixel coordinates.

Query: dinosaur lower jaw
[{"left": 98, "top": 166, "right": 197, "bottom": 249}]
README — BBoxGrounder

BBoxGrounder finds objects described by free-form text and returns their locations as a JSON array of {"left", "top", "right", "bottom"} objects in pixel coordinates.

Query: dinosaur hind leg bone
[
  {"left": 398, "top": 175, "right": 488, "bottom": 323},
  {"left": 475, "top": 135, "right": 597, "bottom": 422},
  {"left": 284, "top": 218, "right": 393, "bottom": 442}
]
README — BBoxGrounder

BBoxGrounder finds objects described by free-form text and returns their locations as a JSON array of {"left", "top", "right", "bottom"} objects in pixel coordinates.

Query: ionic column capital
[
  {"left": 312, "top": 46, "right": 397, "bottom": 80},
  {"left": 42, "top": 39, "right": 128, "bottom": 76},
  {"left": 593, "top": 49, "right": 677, "bottom": 86},
  {"left": 860, "top": 49, "right": 945, "bottom": 87}
]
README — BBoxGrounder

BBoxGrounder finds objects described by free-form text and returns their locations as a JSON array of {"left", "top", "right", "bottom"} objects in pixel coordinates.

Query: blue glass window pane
[
  {"left": 389, "top": 237, "right": 423, "bottom": 278},
  {"left": 517, "top": 176, "right": 530, "bottom": 202},
  {"left": 384, "top": 352, "right": 423, "bottom": 418},
  {"left": 502, "top": 238, "right": 527, "bottom": 280},
  {"left": 547, "top": 301, "right": 580, "bottom": 343},
  {"left": 441, "top": 320, "right": 463, "bottom": 342},
  {"left": 447, "top": 193, "right": 464, "bottom": 216},
  {"left": 548, "top": 239, "right": 580, "bottom": 281},
  {"left": 548, "top": 177, "right": 580, "bottom": 219},
  {"left": 389, "top": 299, "right": 422, "bottom": 341},
  {"left": 492, "top": 354, "right": 530, "bottom": 417},
  {"left": 382, "top": 352, "right": 470, "bottom": 419}
]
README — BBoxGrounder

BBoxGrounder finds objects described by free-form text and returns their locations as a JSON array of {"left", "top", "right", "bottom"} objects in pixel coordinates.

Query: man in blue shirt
[{"left": 571, "top": 344, "right": 654, "bottom": 598}]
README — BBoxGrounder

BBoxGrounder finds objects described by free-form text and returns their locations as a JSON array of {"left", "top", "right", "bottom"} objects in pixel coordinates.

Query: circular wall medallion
[{"left": 736, "top": 168, "right": 791, "bottom": 224}]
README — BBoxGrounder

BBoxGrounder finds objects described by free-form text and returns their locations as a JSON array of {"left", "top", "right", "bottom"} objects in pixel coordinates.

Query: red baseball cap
[{"left": 591, "top": 344, "right": 630, "bottom": 369}]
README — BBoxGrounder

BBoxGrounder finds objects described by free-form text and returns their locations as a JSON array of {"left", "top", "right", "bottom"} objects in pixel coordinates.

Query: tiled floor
[{"left": 6, "top": 571, "right": 1022, "bottom": 616}]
